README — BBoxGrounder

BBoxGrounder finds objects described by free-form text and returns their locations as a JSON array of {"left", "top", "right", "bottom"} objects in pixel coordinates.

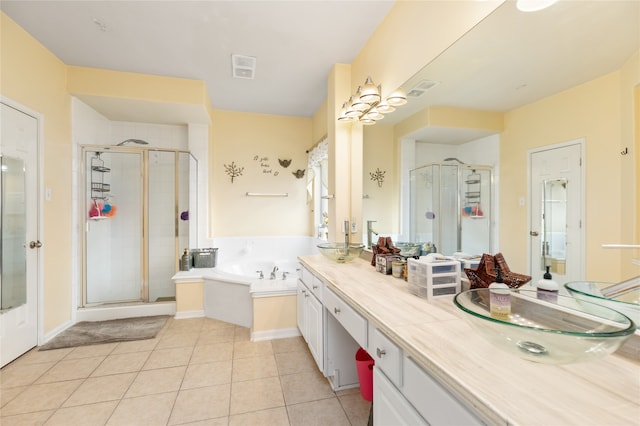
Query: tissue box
[{"left": 376, "top": 254, "right": 400, "bottom": 274}]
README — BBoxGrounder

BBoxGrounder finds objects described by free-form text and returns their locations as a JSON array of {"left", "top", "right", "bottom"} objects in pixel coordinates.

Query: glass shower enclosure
[
  {"left": 82, "top": 147, "right": 196, "bottom": 306},
  {"left": 409, "top": 163, "right": 492, "bottom": 256}
]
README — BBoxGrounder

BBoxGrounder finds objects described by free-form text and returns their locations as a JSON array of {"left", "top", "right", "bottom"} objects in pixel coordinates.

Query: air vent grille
[
  {"left": 407, "top": 80, "right": 439, "bottom": 98},
  {"left": 232, "top": 54, "right": 256, "bottom": 79}
]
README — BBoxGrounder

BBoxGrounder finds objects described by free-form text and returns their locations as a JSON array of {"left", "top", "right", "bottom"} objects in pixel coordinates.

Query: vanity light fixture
[{"left": 337, "top": 76, "right": 407, "bottom": 125}]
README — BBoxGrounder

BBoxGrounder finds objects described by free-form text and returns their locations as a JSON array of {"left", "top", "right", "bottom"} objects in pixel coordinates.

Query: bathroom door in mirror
[{"left": 530, "top": 142, "right": 583, "bottom": 285}]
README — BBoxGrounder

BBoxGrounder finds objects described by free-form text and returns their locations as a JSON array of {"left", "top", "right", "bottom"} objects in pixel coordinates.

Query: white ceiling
[
  {"left": 2, "top": 0, "right": 638, "bottom": 143},
  {"left": 0, "top": 0, "right": 395, "bottom": 119}
]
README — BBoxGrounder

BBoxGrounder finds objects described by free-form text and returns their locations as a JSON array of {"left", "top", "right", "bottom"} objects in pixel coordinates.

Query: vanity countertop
[{"left": 299, "top": 255, "right": 640, "bottom": 426}]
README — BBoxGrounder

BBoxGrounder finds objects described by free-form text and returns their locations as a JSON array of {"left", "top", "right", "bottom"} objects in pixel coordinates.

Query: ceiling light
[
  {"left": 337, "top": 77, "right": 408, "bottom": 126},
  {"left": 516, "top": 0, "right": 558, "bottom": 12}
]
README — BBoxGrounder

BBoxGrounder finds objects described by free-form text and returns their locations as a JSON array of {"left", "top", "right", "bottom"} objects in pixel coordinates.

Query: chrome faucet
[
  {"left": 282, "top": 271, "right": 289, "bottom": 280},
  {"left": 256, "top": 270, "right": 264, "bottom": 279},
  {"left": 270, "top": 266, "right": 279, "bottom": 280},
  {"left": 367, "top": 220, "right": 378, "bottom": 248}
]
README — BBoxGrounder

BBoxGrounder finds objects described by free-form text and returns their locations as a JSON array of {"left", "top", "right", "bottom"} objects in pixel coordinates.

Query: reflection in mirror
[
  {"left": 1, "top": 156, "right": 27, "bottom": 311},
  {"left": 541, "top": 179, "right": 567, "bottom": 274},
  {"left": 308, "top": 139, "right": 329, "bottom": 240}
]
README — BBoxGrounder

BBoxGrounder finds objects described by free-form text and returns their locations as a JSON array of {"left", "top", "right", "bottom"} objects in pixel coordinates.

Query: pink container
[{"left": 355, "top": 348, "right": 374, "bottom": 401}]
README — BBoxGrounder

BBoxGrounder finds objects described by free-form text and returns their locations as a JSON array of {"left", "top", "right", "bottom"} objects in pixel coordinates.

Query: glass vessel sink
[
  {"left": 317, "top": 243, "right": 365, "bottom": 263},
  {"left": 454, "top": 289, "right": 635, "bottom": 364},
  {"left": 564, "top": 281, "right": 640, "bottom": 326}
]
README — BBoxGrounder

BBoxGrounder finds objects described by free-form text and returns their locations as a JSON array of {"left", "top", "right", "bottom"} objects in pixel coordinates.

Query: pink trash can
[{"left": 355, "top": 348, "right": 374, "bottom": 401}]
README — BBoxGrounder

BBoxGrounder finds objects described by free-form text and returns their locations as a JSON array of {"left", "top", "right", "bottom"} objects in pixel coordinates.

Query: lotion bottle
[
  {"left": 536, "top": 266, "right": 559, "bottom": 302},
  {"left": 489, "top": 265, "right": 511, "bottom": 320}
]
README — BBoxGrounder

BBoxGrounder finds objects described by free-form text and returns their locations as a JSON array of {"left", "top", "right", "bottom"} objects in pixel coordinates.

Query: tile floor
[{"left": 1, "top": 317, "right": 372, "bottom": 425}]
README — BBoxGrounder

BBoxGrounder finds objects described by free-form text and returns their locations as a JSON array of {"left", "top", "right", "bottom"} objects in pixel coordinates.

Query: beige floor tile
[
  {"left": 280, "top": 370, "right": 335, "bottom": 405},
  {"left": 335, "top": 386, "right": 361, "bottom": 397},
  {"left": 169, "top": 384, "right": 231, "bottom": 425},
  {"left": 286, "top": 397, "right": 351, "bottom": 426},
  {"left": 182, "top": 360, "right": 232, "bottom": 389},
  {"left": 142, "top": 346, "right": 193, "bottom": 370},
  {"left": 202, "top": 318, "right": 236, "bottom": 331},
  {"left": 1, "top": 362, "right": 55, "bottom": 389},
  {"left": 17, "top": 348, "right": 74, "bottom": 365},
  {"left": 35, "top": 356, "right": 105, "bottom": 384},
  {"left": 229, "top": 376, "right": 285, "bottom": 415},
  {"left": 190, "top": 342, "right": 234, "bottom": 364},
  {"left": 198, "top": 328, "right": 236, "bottom": 345},
  {"left": 271, "top": 336, "right": 306, "bottom": 354},
  {"left": 338, "top": 392, "right": 372, "bottom": 426},
  {"left": 167, "top": 317, "right": 204, "bottom": 333},
  {"left": 111, "top": 338, "right": 159, "bottom": 354},
  {"left": 91, "top": 351, "right": 151, "bottom": 377},
  {"left": 228, "top": 406, "right": 290, "bottom": 426},
  {"left": 0, "top": 410, "right": 54, "bottom": 426},
  {"left": 125, "top": 365, "right": 186, "bottom": 398},
  {"left": 233, "top": 327, "right": 250, "bottom": 342},
  {"left": 63, "top": 373, "right": 137, "bottom": 407},
  {"left": 1, "top": 385, "right": 26, "bottom": 408},
  {"left": 1, "top": 380, "right": 83, "bottom": 416},
  {"left": 275, "top": 350, "right": 317, "bottom": 376},
  {"left": 232, "top": 355, "right": 278, "bottom": 382},
  {"left": 232, "top": 340, "right": 273, "bottom": 360},
  {"left": 107, "top": 391, "right": 177, "bottom": 426},
  {"left": 156, "top": 332, "right": 199, "bottom": 350},
  {"left": 44, "top": 400, "right": 118, "bottom": 426},
  {"left": 181, "top": 418, "right": 229, "bottom": 426},
  {"left": 63, "top": 343, "right": 118, "bottom": 360}
]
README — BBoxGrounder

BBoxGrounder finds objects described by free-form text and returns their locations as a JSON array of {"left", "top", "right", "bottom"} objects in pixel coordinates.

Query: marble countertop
[{"left": 299, "top": 255, "right": 640, "bottom": 426}]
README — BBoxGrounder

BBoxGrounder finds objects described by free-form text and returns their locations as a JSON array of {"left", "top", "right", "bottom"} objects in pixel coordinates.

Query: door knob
[
  {"left": 29, "top": 240, "right": 43, "bottom": 249},
  {"left": 529, "top": 231, "right": 539, "bottom": 237}
]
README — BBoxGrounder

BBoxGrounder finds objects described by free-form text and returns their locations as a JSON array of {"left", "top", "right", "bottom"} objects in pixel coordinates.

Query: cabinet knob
[
  {"left": 376, "top": 348, "right": 386, "bottom": 358},
  {"left": 334, "top": 307, "right": 340, "bottom": 314}
]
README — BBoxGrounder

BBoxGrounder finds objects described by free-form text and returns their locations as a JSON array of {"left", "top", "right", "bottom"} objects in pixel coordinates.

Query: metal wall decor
[
  {"left": 369, "top": 168, "right": 386, "bottom": 187},
  {"left": 278, "top": 158, "right": 292, "bottom": 168},
  {"left": 293, "top": 169, "right": 305, "bottom": 179},
  {"left": 224, "top": 161, "right": 244, "bottom": 183}
]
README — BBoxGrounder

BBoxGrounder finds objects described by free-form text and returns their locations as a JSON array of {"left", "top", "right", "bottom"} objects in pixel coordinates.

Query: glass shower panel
[
  {"left": 440, "top": 165, "right": 459, "bottom": 255},
  {"left": 1, "top": 156, "right": 27, "bottom": 310},
  {"left": 187, "top": 153, "right": 198, "bottom": 249},
  {"left": 148, "top": 151, "right": 177, "bottom": 302},
  {"left": 410, "top": 165, "right": 439, "bottom": 247},
  {"left": 460, "top": 167, "right": 492, "bottom": 255},
  {"left": 86, "top": 151, "right": 143, "bottom": 304}
]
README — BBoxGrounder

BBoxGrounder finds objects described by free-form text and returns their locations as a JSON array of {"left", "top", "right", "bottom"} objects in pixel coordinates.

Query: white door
[
  {"left": 529, "top": 142, "right": 583, "bottom": 286},
  {"left": 0, "top": 102, "right": 40, "bottom": 367}
]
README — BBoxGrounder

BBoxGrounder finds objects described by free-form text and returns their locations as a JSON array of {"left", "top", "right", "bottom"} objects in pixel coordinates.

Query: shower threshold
[{"left": 77, "top": 300, "right": 176, "bottom": 322}]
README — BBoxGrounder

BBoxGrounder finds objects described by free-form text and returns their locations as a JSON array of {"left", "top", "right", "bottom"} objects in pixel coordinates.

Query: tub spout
[{"left": 270, "top": 266, "right": 279, "bottom": 280}]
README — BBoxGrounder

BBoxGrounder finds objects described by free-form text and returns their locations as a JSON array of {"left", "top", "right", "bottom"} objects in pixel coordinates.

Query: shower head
[
  {"left": 117, "top": 139, "right": 149, "bottom": 146},
  {"left": 443, "top": 157, "right": 465, "bottom": 164}
]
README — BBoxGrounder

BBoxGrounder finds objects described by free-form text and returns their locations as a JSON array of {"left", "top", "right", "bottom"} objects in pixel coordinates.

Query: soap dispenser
[
  {"left": 180, "top": 248, "right": 191, "bottom": 271},
  {"left": 536, "top": 266, "right": 559, "bottom": 302},
  {"left": 489, "top": 265, "right": 511, "bottom": 320}
]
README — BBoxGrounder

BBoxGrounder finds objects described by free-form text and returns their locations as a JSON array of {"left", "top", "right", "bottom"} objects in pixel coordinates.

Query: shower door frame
[{"left": 80, "top": 146, "right": 193, "bottom": 308}]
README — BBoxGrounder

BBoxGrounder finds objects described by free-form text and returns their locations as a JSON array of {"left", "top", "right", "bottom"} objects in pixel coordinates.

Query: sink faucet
[
  {"left": 367, "top": 220, "right": 378, "bottom": 248},
  {"left": 270, "top": 266, "right": 279, "bottom": 280}
]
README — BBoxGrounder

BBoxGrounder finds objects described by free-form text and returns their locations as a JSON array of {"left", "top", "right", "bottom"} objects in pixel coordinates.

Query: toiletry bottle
[
  {"left": 536, "top": 266, "right": 559, "bottom": 302},
  {"left": 489, "top": 266, "right": 511, "bottom": 320},
  {"left": 180, "top": 248, "right": 191, "bottom": 271}
]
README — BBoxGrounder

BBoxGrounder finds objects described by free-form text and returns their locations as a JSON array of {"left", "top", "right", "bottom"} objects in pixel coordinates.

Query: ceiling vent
[
  {"left": 232, "top": 54, "right": 256, "bottom": 79},
  {"left": 407, "top": 80, "right": 439, "bottom": 98}
]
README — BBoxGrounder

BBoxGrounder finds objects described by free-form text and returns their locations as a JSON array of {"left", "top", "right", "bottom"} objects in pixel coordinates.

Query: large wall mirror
[{"left": 361, "top": 0, "right": 638, "bottom": 260}]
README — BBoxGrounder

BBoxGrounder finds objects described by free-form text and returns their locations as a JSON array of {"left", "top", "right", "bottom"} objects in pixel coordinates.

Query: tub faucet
[
  {"left": 282, "top": 271, "right": 289, "bottom": 280},
  {"left": 270, "top": 266, "right": 279, "bottom": 280},
  {"left": 256, "top": 270, "right": 264, "bottom": 279},
  {"left": 367, "top": 220, "right": 378, "bottom": 248}
]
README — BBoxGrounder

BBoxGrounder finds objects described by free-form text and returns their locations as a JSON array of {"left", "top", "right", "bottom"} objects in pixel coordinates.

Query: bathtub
[{"left": 199, "top": 236, "right": 318, "bottom": 330}]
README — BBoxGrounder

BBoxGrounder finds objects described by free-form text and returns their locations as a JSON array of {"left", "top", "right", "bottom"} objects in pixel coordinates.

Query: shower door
[{"left": 85, "top": 150, "right": 143, "bottom": 304}]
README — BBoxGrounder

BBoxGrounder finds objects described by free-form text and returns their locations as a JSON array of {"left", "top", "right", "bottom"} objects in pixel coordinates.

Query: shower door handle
[
  {"left": 29, "top": 240, "right": 43, "bottom": 249},
  {"left": 529, "top": 231, "right": 539, "bottom": 237}
]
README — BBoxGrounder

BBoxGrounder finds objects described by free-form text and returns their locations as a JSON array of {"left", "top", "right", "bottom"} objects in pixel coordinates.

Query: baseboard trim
[
  {"left": 174, "top": 310, "right": 205, "bottom": 320},
  {"left": 41, "top": 319, "right": 74, "bottom": 345},
  {"left": 251, "top": 327, "right": 300, "bottom": 342}
]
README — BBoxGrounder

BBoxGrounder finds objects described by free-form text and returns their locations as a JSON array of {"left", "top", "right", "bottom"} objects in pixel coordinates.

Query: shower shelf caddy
[
  {"left": 89, "top": 153, "right": 110, "bottom": 220},
  {"left": 464, "top": 171, "right": 484, "bottom": 218}
]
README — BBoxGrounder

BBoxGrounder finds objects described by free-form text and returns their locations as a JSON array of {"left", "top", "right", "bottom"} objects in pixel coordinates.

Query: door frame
[
  {"left": 1, "top": 96, "right": 44, "bottom": 347},
  {"left": 527, "top": 138, "right": 586, "bottom": 281}
]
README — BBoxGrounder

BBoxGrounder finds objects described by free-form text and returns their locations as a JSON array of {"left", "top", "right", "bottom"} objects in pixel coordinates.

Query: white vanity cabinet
[
  {"left": 297, "top": 266, "right": 324, "bottom": 372},
  {"left": 374, "top": 366, "right": 427, "bottom": 426}
]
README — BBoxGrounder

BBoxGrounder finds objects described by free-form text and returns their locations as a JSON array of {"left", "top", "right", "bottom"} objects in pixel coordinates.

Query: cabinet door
[
  {"left": 297, "top": 280, "right": 308, "bottom": 341},
  {"left": 373, "top": 367, "right": 427, "bottom": 426},
  {"left": 307, "top": 293, "right": 324, "bottom": 372}
]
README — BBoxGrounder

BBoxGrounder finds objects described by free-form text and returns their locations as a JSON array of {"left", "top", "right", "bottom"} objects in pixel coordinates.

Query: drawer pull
[
  {"left": 376, "top": 348, "right": 386, "bottom": 358},
  {"left": 313, "top": 284, "right": 318, "bottom": 289},
  {"left": 301, "top": 289, "right": 306, "bottom": 294},
  {"left": 334, "top": 307, "right": 341, "bottom": 314}
]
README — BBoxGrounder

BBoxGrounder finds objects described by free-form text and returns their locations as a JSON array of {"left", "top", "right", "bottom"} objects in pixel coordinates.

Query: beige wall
[
  {"left": 175, "top": 281, "right": 204, "bottom": 312},
  {"left": 1, "top": 13, "right": 72, "bottom": 333},
  {"left": 500, "top": 55, "right": 639, "bottom": 281},
  {"left": 210, "top": 109, "right": 312, "bottom": 236},
  {"left": 252, "top": 295, "right": 297, "bottom": 333}
]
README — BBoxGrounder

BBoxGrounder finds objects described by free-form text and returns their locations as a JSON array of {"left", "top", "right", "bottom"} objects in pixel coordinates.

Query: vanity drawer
[
  {"left": 403, "top": 356, "right": 482, "bottom": 425},
  {"left": 372, "top": 328, "right": 402, "bottom": 387},
  {"left": 301, "top": 265, "right": 314, "bottom": 286},
  {"left": 324, "top": 287, "right": 367, "bottom": 348}
]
